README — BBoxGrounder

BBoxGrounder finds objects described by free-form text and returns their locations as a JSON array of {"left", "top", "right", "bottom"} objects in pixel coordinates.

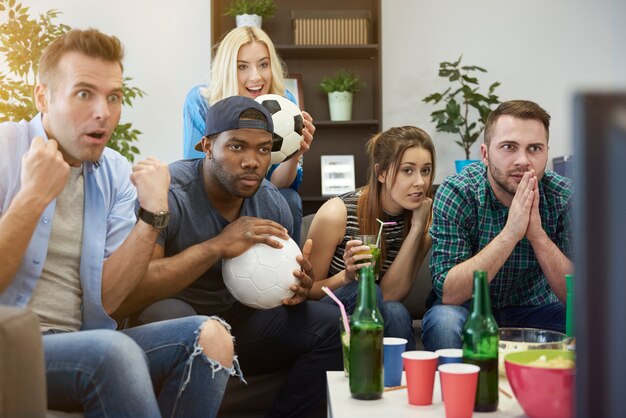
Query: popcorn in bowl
[{"left": 498, "top": 328, "right": 567, "bottom": 376}]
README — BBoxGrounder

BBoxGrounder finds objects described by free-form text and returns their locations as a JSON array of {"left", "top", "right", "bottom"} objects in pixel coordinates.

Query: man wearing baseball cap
[{"left": 116, "top": 96, "right": 342, "bottom": 418}]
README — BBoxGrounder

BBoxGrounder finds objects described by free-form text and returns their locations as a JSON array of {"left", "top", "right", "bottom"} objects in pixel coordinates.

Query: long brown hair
[{"left": 357, "top": 126, "right": 436, "bottom": 260}]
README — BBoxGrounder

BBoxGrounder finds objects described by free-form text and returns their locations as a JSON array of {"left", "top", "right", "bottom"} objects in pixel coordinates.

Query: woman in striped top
[{"left": 306, "top": 126, "right": 435, "bottom": 349}]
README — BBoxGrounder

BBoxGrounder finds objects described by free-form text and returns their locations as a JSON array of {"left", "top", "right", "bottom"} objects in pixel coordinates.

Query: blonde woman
[{"left": 183, "top": 26, "right": 314, "bottom": 243}]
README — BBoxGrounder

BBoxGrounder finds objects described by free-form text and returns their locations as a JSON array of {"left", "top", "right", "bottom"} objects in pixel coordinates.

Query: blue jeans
[
  {"left": 278, "top": 187, "right": 303, "bottom": 246},
  {"left": 320, "top": 281, "right": 416, "bottom": 351},
  {"left": 131, "top": 299, "right": 342, "bottom": 418},
  {"left": 421, "top": 299, "right": 566, "bottom": 352},
  {"left": 44, "top": 316, "right": 238, "bottom": 418}
]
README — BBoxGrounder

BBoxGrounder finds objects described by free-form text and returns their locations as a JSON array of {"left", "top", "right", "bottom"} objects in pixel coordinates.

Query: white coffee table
[{"left": 326, "top": 371, "right": 526, "bottom": 418}]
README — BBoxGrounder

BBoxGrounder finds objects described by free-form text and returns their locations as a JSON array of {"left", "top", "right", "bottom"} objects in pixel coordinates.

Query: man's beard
[
  {"left": 212, "top": 163, "right": 261, "bottom": 199},
  {"left": 487, "top": 160, "right": 526, "bottom": 197}
]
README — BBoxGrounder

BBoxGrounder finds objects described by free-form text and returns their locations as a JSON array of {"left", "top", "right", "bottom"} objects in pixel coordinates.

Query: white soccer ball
[
  {"left": 222, "top": 236, "right": 302, "bottom": 310},
  {"left": 255, "top": 94, "right": 304, "bottom": 165}
]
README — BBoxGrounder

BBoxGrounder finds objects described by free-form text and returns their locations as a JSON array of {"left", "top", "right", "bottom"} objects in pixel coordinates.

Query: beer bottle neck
[
  {"left": 472, "top": 273, "right": 493, "bottom": 316},
  {"left": 356, "top": 265, "right": 378, "bottom": 310}
]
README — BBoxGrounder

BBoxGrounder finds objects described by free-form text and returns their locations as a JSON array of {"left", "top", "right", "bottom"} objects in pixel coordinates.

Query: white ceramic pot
[
  {"left": 236, "top": 14, "right": 262, "bottom": 28},
  {"left": 328, "top": 91, "right": 353, "bottom": 121}
]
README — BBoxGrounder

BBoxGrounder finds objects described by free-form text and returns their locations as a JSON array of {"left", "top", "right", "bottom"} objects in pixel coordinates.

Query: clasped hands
[{"left": 505, "top": 169, "right": 546, "bottom": 243}]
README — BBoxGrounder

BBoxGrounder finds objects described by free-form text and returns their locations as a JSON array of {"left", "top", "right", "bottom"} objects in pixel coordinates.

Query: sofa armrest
[
  {"left": 401, "top": 249, "right": 433, "bottom": 320},
  {"left": 0, "top": 306, "right": 47, "bottom": 418}
]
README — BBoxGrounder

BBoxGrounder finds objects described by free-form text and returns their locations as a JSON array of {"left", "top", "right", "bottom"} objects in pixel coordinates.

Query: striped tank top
[{"left": 328, "top": 190, "right": 406, "bottom": 283}]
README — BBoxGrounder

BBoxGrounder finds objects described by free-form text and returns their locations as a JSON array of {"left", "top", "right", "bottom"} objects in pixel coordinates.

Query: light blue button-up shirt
[{"left": 0, "top": 114, "right": 137, "bottom": 330}]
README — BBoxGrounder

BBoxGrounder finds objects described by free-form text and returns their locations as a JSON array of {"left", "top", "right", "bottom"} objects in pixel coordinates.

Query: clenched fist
[
  {"left": 20, "top": 137, "right": 69, "bottom": 207},
  {"left": 130, "top": 157, "right": 170, "bottom": 212}
]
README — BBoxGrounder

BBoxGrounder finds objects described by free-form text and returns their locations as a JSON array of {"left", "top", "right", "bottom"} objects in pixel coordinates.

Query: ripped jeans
[{"left": 44, "top": 316, "right": 240, "bottom": 418}]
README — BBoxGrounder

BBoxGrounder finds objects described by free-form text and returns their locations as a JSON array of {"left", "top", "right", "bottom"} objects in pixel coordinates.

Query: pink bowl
[{"left": 504, "top": 350, "right": 575, "bottom": 418}]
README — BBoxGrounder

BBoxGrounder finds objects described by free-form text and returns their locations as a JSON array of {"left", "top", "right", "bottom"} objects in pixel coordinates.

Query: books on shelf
[{"left": 292, "top": 10, "right": 370, "bottom": 46}]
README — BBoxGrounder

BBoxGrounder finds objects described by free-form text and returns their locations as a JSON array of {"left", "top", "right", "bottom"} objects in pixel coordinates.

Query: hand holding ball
[
  {"left": 222, "top": 236, "right": 302, "bottom": 309},
  {"left": 255, "top": 94, "right": 304, "bottom": 165}
]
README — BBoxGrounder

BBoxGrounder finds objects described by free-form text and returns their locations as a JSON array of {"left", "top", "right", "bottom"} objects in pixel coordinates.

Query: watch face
[
  {"left": 153, "top": 211, "right": 170, "bottom": 229},
  {"left": 139, "top": 208, "right": 169, "bottom": 229}
]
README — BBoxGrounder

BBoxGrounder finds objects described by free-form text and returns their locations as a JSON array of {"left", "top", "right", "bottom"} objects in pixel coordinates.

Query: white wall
[
  {"left": 3, "top": 0, "right": 625, "bottom": 179},
  {"left": 1, "top": 0, "right": 212, "bottom": 162},
  {"left": 383, "top": 0, "right": 626, "bottom": 181}
]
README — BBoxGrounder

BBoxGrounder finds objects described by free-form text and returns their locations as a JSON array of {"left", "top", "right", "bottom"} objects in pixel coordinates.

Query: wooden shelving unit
[{"left": 211, "top": 0, "right": 382, "bottom": 215}]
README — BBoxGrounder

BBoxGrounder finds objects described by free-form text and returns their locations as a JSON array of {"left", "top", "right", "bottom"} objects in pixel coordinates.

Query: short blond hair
[
  {"left": 39, "top": 28, "right": 124, "bottom": 87},
  {"left": 205, "top": 26, "right": 286, "bottom": 105}
]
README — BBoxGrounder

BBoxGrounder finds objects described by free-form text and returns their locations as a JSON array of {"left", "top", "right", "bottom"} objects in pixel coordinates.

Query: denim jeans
[
  {"left": 131, "top": 299, "right": 343, "bottom": 418},
  {"left": 320, "top": 281, "right": 416, "bottom": 351},
  {"left": 278, "top": 187, "right": 303, "bottom": 246},
  {"left": 421, "top": 299, "right": 566, "bottom": 352},
  {"left": 44, "top": 316, "right": 237, "bottom": 418}
]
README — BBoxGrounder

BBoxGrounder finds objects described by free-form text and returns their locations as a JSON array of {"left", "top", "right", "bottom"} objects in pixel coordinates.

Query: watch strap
[{"left": 138, "top": 207, "right": 170, "bottom": 229}]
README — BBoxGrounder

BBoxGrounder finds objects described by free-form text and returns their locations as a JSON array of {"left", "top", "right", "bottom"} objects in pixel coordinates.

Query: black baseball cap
[{"left": 194, "top": 96, "right": 274, "bottom": 151}]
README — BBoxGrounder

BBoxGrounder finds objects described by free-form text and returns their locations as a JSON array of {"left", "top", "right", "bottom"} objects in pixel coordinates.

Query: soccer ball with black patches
[
  {"left": 222, "top": 236, "right": 302, "bottom": 310},
  {"left": 255, "top": 94, "right": 304, "bottom": 165}
]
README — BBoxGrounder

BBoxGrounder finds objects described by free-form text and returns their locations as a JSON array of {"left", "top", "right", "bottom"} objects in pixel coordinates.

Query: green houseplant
[
  {"left": 318, "top": 69, "right": 365, "bottom": 121},
  {"left": 0, "top": 0, "right": 146, "bottom": 162},
  {"left": 224, "top": 0, "right": 276, "bottom": 28},
  {"left": 423, "top": 55, "right": 501, "bottom": 165}
]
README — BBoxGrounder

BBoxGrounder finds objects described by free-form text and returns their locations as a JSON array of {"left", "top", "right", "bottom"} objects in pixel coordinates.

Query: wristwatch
[{"left": 137, "top": 207, "right": 170, "bottom": 230}]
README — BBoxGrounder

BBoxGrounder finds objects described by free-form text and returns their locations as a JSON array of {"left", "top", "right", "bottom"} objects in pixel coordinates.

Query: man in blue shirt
[{"left": 0, "top": 28, "right": 234, "bottom": 417}]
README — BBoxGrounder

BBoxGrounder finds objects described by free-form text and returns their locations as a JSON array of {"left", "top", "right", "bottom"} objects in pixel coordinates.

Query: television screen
[{"left": 573, "top": 92, "right": 626, "bottom": 418}]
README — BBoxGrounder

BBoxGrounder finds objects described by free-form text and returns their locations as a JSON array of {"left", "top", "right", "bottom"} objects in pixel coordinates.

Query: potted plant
[
  {"left": 423, "top": 55, "right": 501, "bottom": 172},
  {"left": 224, "top": 0, "right": 276, "bottom": 28},
  {"left": 318, "top": 69, "right": 365, "bottom": 121},
  {"left": 0, "top": 0, "right": 145, "bottom": 162}
]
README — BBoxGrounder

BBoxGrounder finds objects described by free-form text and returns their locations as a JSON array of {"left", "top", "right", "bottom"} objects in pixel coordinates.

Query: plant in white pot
[
  {"left": 224, "top": 0, "right": 276, "bottom": 28},
  {"left": 318, "top": 69, "right": 365, "bottom": 122},
  {"left": 423, "top": 55, "right": 501, "bottom": 173}
]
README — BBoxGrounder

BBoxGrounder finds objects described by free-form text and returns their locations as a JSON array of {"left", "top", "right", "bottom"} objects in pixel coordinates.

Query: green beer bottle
[
  {"left": 565, "top": 274, "right": 575, "bottom": 337},
  {"left": 349, "top": 264, "right": 384, "bottom": 400},
  {"left": 462, "top": 270, "right": 499, "bottom": 412}
]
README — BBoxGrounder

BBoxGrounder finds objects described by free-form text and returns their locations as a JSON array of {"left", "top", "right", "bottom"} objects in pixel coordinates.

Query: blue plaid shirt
[{"left": 429, "top": 162, "right": 572, "bottom": 308}]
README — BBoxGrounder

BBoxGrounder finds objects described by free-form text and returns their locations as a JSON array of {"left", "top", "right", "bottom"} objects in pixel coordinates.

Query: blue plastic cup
[
  {"left": 435, "top": 348, "right": 463, "bottom": 366},
  {"left": 383, "top": 337, "right": 408, "bottom": 387}
]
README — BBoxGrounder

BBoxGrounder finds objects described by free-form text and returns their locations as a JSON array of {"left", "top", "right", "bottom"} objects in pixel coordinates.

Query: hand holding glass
[{"left": 352, "top": 234, "right": 381, "bottom": 279}]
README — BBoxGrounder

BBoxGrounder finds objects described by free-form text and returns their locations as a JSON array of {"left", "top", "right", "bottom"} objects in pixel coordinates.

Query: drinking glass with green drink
[
  {"left": 339, "top": 315, "right": 350, "bottom": 377},
  {"left": 352, "top": 234, "right": 381, "bottom": 279},
  {"left": 321, "top": 286, "right": 351, "bottom": 378}
]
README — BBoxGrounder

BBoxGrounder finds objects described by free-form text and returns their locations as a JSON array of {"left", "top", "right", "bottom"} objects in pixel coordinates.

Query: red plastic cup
[
  {"left": 438, "top": 363, "right": 480, "bottom": 418},
  {"left": 401, "top": 350, "right": 439, "bottom": 405}
]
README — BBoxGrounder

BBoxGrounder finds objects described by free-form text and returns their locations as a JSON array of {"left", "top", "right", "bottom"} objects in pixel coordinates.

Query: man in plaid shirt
[{"left": 422, "top": 100, "right": 573, "bottom": 351}]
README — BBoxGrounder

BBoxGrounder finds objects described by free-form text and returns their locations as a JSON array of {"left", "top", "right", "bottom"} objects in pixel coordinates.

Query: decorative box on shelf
[{"left": 292, "top": 10, "right": 371, "bottom": 46}]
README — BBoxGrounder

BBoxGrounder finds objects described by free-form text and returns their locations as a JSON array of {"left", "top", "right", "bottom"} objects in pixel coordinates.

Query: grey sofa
[
  {"left": 0, "top": 306, "right": 47, "bottom": 418},
  {"left": 0, "top": 215, "right": 432, "bottom": 418}
]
